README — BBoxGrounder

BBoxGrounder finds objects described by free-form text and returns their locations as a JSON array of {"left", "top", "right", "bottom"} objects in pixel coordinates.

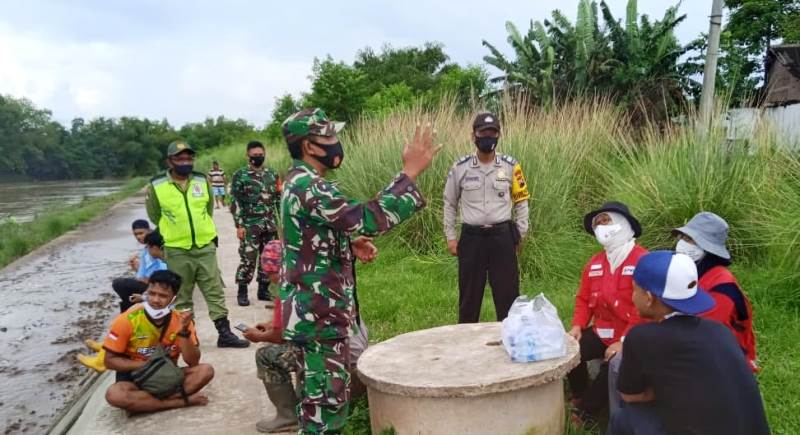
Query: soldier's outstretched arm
[{"left": 306, "top": 123, "right": 442, "bottom": 236}]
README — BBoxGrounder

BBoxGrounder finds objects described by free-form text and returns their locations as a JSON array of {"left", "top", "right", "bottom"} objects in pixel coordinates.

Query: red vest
[
  {"left": 699, "top": 266, "right": 758, "bottom": 371},
  {"left": 572, "top": 245, "right": 648, "bottom": 345}
]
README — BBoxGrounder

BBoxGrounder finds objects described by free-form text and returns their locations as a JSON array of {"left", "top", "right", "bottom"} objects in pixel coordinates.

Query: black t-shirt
[{"left": 618, "top": 315, "right": 770, "bottom": 435}]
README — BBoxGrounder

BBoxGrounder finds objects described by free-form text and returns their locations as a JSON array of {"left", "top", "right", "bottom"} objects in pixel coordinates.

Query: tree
[
  {"left": 304, "top": 57, "right": 368, "bottom": 122},
  {"left": 264, "top": 93, "right": 301, "bottom": 141}
]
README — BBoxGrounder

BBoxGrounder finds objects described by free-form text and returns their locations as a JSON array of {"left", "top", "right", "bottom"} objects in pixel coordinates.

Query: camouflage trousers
[
  {"left": 255, "top": 342, "right": 300, "bottom": 385},
  {"left": 297, "top": 338, "right": 351, "bottom": 435},
  {"left": 235, "top": 221, "right": 277, "bottom": 285}
]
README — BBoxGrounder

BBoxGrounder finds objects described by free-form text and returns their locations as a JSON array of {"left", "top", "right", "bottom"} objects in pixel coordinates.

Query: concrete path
[{"left": 67, "top": 209, "right": 294, "bottom": 435}]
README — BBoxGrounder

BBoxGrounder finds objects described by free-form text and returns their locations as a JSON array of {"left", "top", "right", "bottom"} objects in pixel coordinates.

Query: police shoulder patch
[
  {"left": 455, "top": 155, "right": 472, "bottom": 166},
  {"left": 500, "top": 154, "right": 518, "bottom": 165}
]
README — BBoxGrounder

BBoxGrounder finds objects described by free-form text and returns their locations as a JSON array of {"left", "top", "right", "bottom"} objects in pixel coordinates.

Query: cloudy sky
[{"left": 0, "top": 1, "right": 717, "bottom": 127}]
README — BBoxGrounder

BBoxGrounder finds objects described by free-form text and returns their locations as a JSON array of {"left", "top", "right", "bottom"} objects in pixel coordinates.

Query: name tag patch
[
  {"left": 597, "top": 328, "right": 615, "bottom": 339},
  {"left": 590, "top": 264, "right": 602, "bottom": 270},
  {"left": 622, "top": 266, "right": 636, "bottom": 276},
  {"left": 588, "top": 270, "right": 603, "bottom": 277}
]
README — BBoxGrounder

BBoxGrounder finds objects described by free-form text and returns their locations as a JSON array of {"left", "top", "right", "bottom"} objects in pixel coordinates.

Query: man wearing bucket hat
[
  {"left": 279, "top": 108, "right": 440, "bottom": 433},
  {"left": 567, "top": 201, "right": 648, "bottom": 424},
  {"left": 673, "top": 212, "right": 758, "bottom": 371},
  {"left": 608, "top": 251, "right": 769, "bottom": 435}
]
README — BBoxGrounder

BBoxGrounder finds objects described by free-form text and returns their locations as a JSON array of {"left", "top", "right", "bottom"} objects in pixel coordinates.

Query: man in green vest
[{"left": 146, "top": 140, "right": 249, "bottom": 348}]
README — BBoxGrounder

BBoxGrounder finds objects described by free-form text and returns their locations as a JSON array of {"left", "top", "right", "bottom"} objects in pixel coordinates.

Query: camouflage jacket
[
  {"left": 280, "top": 159, "right": 425, "bottom": 342},
  {"left": 230, "top": 166, "right": 281, "bottom": 230}
]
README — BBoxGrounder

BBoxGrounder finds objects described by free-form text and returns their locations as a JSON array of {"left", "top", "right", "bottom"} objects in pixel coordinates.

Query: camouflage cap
[
  {"left": 166, "top": 140, "right": 195, "bottom": 157},
  {"left": 281, "top": 108, "right": 345, "bottom": 143}
]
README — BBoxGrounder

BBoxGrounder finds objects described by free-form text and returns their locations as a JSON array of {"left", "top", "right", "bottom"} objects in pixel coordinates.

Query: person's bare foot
[{"left": 187, "top": 392, "right": 209, "bottom": 407}]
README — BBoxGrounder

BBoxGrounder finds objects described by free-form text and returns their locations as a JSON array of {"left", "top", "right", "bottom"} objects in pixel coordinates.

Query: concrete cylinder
[{"left": 357, "top": 323, "right": 580, "bottom": 435}]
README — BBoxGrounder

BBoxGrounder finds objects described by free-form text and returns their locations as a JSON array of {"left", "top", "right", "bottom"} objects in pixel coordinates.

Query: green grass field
[{"left": 200, "top": 98, "right": 800, "bottom": 434}]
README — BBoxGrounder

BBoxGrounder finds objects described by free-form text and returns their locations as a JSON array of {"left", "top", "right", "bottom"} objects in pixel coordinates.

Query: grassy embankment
[
  {"left": 0, "top": 178, "right": 146, "bottom": 268},
  {"left": 204, "top": 100, "right": 800, "bottom": 435}
]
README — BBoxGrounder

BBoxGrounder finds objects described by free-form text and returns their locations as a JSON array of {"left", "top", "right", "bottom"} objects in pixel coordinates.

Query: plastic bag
[{"left": 501, "top": 293, "right": 566, "bottom": 362}]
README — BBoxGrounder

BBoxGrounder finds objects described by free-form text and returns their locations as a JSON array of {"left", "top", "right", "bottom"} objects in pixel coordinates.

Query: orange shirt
[{"left": 103, "top": 304, "right": 198, "bottom": 361}]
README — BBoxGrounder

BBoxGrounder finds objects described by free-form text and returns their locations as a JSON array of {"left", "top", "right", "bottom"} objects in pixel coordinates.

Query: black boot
[
  {"left": 237, "top": 283, "right": 250, "bottom": 306},
  {"left": 214, "top": 317, "right": 250, "bottom": 348},
  {"left": 257, "top": 282, "right": 273, "bottom": 301}
]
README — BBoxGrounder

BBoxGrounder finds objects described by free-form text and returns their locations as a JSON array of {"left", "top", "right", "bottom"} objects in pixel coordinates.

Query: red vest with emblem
[
  {"left": 698, "top": 266, "right": 758, "bottom": 371},
  {"left": 572, "top": 244, "right": 648, "bottom": 345}
]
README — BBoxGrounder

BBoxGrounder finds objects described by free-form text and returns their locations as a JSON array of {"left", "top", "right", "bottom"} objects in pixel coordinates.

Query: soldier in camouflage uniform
[
  {"left": 278, "top": 108, "right": 441, "bottom": 434},
  {"left": 230, "top": 140, "right": 282, "bottom": 307}
]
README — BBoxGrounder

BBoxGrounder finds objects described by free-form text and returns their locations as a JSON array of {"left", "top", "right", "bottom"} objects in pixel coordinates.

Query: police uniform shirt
[{"left": 443, "top": 153, "right": 530, "bottom": 241}]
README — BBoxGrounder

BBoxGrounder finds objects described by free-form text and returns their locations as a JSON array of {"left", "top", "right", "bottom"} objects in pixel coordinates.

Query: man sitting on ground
[
  {"left": 103, "top": 270, "right": 214, "bottom": 413},
  {"left": 609, "top": 251, "right": 770, "bottom": 435}
]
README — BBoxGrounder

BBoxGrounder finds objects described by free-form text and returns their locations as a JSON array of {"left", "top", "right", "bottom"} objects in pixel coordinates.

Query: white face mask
[
  {"left": 143, "top": 298, "right": 174, "bottom": 320},
  {"left": 676, "top": 239, "right": 706, "bottom": 263},
  {"left": 594, "top": 224, "right": 622, "bottom": 247}
]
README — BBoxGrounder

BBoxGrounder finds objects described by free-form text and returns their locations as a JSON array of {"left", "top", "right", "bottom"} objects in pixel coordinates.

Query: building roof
[{"left": 764, "top": 44, "right": 800, "bottom": 107}]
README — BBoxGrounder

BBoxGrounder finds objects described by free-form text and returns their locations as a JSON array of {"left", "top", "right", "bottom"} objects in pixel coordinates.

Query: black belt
[{"left": 462, "top": 221, "right": 512, "bottom": 235}]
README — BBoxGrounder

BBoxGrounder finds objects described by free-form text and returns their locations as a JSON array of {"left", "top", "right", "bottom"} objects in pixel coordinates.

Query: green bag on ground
[{"left": 131, "top": 345, "right": 185, "bottom": 399}]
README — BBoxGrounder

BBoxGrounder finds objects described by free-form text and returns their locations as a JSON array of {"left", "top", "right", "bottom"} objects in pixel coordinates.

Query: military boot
[
  {"left": 257, "top": 282, "right": 274, "bottom": 308},
  {"left": 237, "top": 283, "right": 250, "bottom": 306},
  {"left": 256, "top": 382, "right": 298, "bottom": 433},
  {"left": 214, "top": 317, "right": 250, "bottom": 348}
]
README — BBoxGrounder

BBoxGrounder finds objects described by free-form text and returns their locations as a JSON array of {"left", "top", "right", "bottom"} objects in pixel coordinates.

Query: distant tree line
[{"left": 4, "top": 0, "right": 796, "bottom": 180}]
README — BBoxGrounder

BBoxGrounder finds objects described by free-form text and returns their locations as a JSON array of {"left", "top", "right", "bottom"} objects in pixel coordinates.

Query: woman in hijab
[
  {"left": 673, "top": 212, "right": 757, "bottom": 371},
  {"left": 568, "top": 201, "right": 648, "bottom": 424}
]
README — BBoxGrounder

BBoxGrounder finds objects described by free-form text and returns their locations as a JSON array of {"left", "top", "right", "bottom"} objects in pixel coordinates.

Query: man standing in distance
[
  {"left": 146, "top": 140, "right": 249, "bottom": 348},
  {"left": 280, "top": 108, "right": 441, "bottom": 433},
  {"left": 230, "top": 141, "right": 281, "bottom": 307},
  {"left": 208, "top": 161, "right": 227, "bottom": 209},
  {"left": 443, "top": 112, "right": 530, "bottom": 323}
]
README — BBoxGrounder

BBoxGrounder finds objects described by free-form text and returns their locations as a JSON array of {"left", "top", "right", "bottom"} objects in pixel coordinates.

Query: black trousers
[
  {"left": 111, "top": 277, "right": 147, "bottom": 313},
  {"left": 567, "top": 328, "right": 610, "bottom": 414},
  {"left": 457, "top": 224, "right": 520, "bottom": 323}
]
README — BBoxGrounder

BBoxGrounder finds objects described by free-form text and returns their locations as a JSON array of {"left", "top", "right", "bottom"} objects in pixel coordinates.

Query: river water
[
  {"left": 0, "top": 189, "right": 149, "bottom": 434},
  {"left": 0, "top": 180, "right": 128, "bottom": 223}
]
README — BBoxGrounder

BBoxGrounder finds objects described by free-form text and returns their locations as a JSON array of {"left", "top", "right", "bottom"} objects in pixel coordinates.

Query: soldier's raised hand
[{"left": 402, "top": 123, "right": 443, "bottom": 181}]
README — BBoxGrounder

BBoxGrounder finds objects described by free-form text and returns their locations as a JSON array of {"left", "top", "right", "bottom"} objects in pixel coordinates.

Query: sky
[{"left": 0, "top": 1, "right": 718, "bottom": 127}]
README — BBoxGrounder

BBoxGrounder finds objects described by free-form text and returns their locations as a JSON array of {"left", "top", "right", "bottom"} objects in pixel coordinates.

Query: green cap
[
  {"left": 281, "top": 108, "right": 345, "bottom": 143},
  {"left": 166, "top": 140, "right": 195, "bottom": 157}
]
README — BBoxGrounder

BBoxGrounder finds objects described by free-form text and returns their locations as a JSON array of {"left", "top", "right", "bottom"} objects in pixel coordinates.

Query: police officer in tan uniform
[{"left": 443, "top": 112, "right": 530, "bottom": 323}]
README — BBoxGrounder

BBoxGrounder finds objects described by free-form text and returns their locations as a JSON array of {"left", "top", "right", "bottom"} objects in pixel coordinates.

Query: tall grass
[
  {"left": 0, "top": 178, "right": 146, "bottom": 268},
  {"left": 201, "top": 100, "right": 800, "bottom": 433}
]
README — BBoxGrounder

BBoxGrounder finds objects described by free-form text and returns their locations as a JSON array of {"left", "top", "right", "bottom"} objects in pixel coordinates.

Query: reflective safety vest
[{"left": 151, "top": 173, "right": 216, "bottom": 249}]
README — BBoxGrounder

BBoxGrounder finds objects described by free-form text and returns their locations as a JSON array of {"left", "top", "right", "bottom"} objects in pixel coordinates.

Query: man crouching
[{"left": 103, "top": 270, "right": 214, "bottom": 412}]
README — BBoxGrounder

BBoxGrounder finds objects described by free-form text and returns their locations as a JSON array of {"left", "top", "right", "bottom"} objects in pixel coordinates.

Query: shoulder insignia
[
  {"left": 500, "top": 154, "right": 518, "bottom": 165},
  {"left": 455, "top": 155, "right": 472, "bottom": 166}
]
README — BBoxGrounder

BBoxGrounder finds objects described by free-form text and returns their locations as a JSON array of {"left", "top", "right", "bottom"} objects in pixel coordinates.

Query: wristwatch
[{"left": 177, "top": 329, "right": 191, "bottom": 338}]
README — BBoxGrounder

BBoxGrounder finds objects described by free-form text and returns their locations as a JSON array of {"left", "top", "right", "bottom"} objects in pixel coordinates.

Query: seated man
[
  {"left": 112, "top": 219, "right": 153, "bottom": 313},
  {"left": 244, "top": 240, "right": 370, "bottom": 433},
  {"left": 609, "top": 251, "right": 769, "bottom": 435},
  {"left": 78, "top": 230, "right": 169, "bottom": 372},
  {"left": 103, "top": 270, "right": 214, "bottom": 413}
]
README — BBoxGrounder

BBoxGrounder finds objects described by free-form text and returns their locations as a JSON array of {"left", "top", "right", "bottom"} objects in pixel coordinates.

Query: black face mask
[
  {"left": 173, "top": 164, "right": 194, "bottom": 176},
  {"left": 249, "top": 156, "right": 265, "bottom": 167},
  {"left": 475, "top": 136, "right": 498, "bottom": 153},
  {"left": 309, "top": 140, "right": 344, "bottom": 169}
]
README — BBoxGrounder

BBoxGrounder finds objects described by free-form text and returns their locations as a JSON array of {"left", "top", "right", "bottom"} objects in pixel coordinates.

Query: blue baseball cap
[{"left": 633, "top": 251, "right": 715, "bottom": 315}]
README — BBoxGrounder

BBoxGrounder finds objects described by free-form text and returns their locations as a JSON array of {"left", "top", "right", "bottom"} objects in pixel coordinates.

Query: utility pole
[{"left": 699, "top": 0, "right": 724, "bottom": 127}]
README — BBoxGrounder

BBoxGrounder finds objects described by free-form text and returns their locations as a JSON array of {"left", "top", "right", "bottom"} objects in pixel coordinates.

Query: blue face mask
[{"left": 173, "top": 164, "right": 193, "bottom": 176}]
